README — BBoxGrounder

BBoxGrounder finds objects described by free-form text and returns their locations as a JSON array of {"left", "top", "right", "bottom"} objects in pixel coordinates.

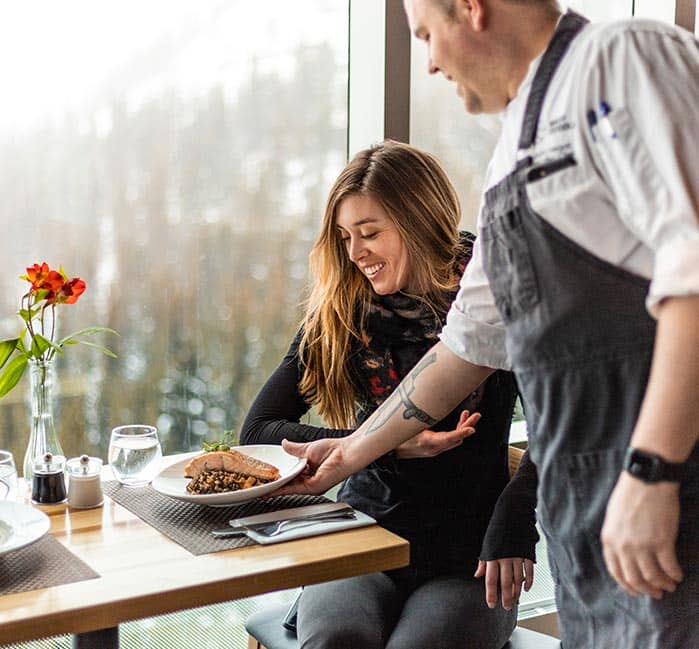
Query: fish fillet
[{"left": 184, "top": 450, "right": 280, "bottom": 482}]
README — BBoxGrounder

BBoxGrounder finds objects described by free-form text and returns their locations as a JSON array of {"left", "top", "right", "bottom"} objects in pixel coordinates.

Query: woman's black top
[{"left": 240, "top": 333, "right": 538, "bottom": 577}]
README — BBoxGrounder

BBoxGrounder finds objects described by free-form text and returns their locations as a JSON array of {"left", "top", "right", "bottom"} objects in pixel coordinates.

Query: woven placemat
[
  {"left": 0, "top": 534, "right": 99, "bottom": 596},
  {"left": 103, "top": 481, "right": 330, "bottom": 555}
]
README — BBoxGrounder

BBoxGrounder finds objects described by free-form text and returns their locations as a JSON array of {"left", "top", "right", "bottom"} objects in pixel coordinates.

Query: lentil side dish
[{"left": 186, "top": 469, "right": 272, "bottom": 494}]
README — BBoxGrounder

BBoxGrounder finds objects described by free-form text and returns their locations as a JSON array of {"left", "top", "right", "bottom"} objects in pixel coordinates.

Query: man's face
[{"left": 403, "top": 0, "right": 505, "bottom": 114}]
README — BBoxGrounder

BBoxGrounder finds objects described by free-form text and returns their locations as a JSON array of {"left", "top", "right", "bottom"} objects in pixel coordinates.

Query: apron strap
[{"left": 517, "top": 10, "right": 589, "bottom": 152}]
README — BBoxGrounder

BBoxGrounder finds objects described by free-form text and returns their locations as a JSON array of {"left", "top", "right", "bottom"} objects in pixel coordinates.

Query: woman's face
[{"left": 335, "top": 193, "right": 413, "bottom": 295}]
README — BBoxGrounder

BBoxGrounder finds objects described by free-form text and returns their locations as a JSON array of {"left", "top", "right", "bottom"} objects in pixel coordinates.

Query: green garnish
[{"left": 202, "top": 429, "right": 237, "bottom": 452}]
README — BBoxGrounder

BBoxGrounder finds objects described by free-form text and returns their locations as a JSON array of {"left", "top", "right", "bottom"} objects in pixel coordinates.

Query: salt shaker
[
  {"left": 67, "top": 454, "right": 103, "bottom": 509},
  {"left": 31, "top": 452, "right": 67, "bottom": 504}
]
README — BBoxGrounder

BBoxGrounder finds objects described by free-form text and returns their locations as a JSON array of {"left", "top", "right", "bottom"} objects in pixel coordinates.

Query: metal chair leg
[{"left": 72, "top": 627, "right": 119, "bottom": 649}]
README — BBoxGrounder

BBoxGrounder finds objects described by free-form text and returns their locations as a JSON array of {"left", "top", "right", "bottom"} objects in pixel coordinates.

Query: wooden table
[{"left": 0, "top": 470, "right": 409, "bottom": 648}]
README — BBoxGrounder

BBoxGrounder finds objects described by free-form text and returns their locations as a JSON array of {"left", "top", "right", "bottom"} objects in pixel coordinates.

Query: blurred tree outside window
[{"left": 0, "top": 0, "right": 349, "bottom": 463}]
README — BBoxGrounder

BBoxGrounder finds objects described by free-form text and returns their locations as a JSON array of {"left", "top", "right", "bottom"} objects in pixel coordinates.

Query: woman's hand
[
  {"left": 474, "top": 557, "right": 534, "bottom": 610},
  {"left": 395, "top": 410, "right": 481, "bottom": 459}
]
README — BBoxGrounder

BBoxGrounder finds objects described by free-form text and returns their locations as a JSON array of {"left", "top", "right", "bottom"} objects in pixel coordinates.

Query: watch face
[
  {"left": 625, "top": 448, "right": 689, "bottom": 483},
  {"left": 626, "top": 449, "right": 662, "bottom": 482}
]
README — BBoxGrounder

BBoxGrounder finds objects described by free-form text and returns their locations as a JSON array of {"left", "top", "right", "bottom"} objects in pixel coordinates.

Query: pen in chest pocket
[
  {"left": 598, "top": 101, "right": 617, "bottom": 139},
  {"left": 587, "top": 102, "right": 617, "bottom": 141},
  {"left": 586, "top": 109, "right": 598, "bottom": 141}
]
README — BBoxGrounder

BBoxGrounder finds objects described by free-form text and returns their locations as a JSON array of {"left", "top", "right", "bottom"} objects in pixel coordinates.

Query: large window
[{"left": 0, "top": 1, "right": 349, "bottom": 463}]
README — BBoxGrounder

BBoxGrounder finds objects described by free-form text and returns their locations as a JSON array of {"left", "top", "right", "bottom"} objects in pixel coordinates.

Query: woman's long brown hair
[{"left": 299, "top": 140, "right": 461, "bottom": 428}]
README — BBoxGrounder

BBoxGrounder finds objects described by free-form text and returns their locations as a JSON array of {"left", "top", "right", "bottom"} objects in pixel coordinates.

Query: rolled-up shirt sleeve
[
  {"left": 440, "top": 235, "right": 510, "bottom": 370},
  {"left": 581, "top": 24, "right": 699, "bottom": 316},
  {"left": 650, "top": 233, "right": 699, "bottom": 316}
]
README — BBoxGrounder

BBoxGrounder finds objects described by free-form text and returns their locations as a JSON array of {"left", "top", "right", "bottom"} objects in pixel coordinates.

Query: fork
[{"left": 255, "top": 510, "right": 357, "bottom": 537}]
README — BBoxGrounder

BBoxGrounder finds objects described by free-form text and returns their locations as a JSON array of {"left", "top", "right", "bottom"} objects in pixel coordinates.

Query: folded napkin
[{"left": 246, "top": 509, "right": 375, "bottom": 545}]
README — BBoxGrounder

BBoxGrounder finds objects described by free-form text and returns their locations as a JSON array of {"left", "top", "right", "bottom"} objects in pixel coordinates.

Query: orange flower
[
  {"left": 1, "top": 263, "right": 117, "bottom": 399},
  {"left": 25, "top": 262, "right": 64, "bottom": 293},
  {"left": 57, "top": 278, "right": 87, "bottom": 304}
]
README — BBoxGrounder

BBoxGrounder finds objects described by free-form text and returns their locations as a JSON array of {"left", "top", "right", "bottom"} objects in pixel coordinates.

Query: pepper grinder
[
  {"left": 67, "top": 454, "right": 104, "bottom": 509},
  {"left": 31, "top": 452, "right": 67, "bottom": 504}
]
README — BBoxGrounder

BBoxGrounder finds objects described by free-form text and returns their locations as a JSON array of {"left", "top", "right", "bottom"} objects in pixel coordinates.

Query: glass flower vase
[{"left": 23, "top": 358, "right": 65, "bottom": 481}]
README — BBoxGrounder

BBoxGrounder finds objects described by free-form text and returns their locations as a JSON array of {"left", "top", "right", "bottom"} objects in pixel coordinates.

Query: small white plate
[
  {"left": 152, "top": 445, "right": 307, "bottom": 506},
  {"left": 0, "top": 501, "right": 50, "bottom": 555}
]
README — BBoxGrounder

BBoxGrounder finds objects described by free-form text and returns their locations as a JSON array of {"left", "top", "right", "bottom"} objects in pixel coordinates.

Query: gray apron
[{"left": 480, "top": 11, "right": 699, "bottom": 648}]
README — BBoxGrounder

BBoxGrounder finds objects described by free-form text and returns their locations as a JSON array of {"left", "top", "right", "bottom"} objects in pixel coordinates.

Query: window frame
[
  {"left": 675, "top": 0, "right": 697, "bottom": 30},
  {"left": 347, "top": 0, "right": 410, "bottom": 155}
]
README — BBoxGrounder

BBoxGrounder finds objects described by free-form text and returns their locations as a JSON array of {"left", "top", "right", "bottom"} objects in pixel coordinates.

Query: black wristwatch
[{"left": 624, "top": 447, "right": 692, "bottom": 484}]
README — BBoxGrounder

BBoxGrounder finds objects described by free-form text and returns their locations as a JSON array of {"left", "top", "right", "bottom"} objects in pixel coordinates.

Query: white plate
[
  {"left": 151, "top": 445, "right": 307, "bottom": 506},
  {"left": 0, "top": 501, "right": 50, "bottom": 555}
]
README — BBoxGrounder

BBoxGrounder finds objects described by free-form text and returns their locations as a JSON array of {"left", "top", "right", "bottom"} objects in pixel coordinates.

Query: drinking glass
[
  {"left": 0, "top": 450, "right": 18, "bottom": 501},
  {"left": 108, "top": 425, "right": 162, "bottom": 487}
]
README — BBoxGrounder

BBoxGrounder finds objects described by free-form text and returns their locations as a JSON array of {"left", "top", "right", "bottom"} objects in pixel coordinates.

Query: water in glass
[{"left": 108, "top": 425, "right": 162, "bottom": 487}]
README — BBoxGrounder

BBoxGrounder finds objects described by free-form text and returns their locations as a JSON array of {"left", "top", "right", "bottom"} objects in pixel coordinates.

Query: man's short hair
[{"left": 432, "top": 0, "right": 558, "bottom": 15}]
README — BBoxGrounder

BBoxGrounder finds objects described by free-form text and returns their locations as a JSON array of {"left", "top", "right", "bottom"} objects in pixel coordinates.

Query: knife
[{"left": 211, "top": 502, "right": 354, "bottom": 537}]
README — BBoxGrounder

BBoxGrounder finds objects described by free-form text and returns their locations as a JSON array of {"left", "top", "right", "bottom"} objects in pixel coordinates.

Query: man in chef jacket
[{"left": 277, "top": 1, "right": 699, "bottom": 646}]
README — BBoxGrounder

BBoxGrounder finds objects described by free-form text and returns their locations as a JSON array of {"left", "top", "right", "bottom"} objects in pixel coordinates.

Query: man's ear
[{"left": 456, "top": 0, "right": 486, "bottom": 32}]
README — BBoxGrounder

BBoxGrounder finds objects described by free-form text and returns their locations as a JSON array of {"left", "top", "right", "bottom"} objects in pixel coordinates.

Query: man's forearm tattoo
[
  {"left": 398, "top": 384, "right": 438, "bottom": 425},
  {"left": 363, "top": 352, "right": 439, "bottom": 436}
]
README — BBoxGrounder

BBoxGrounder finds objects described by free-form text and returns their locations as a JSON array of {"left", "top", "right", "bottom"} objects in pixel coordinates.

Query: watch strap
[{"left": 624, "top": 447, "right": 692, "bottom": 483}]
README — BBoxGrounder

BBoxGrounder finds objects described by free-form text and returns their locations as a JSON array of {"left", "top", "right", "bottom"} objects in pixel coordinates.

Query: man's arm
[
  {"left": 276, "top": 341, "right": 494, "bottom": 495},
  {"left": 602, "top": 295, "right": 699, "bottom": 598}
]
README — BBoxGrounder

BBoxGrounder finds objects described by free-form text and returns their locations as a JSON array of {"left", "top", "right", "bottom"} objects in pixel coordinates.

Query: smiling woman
[
  {"left": 239, "top": 139, "right": 533, "bottom": 649},
  {"left": 300, "top": 140, "right": 463, "bottom": 427}
]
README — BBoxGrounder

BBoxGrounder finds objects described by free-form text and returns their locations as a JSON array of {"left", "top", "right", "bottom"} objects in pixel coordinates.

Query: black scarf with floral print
[{"left": 351, "top": 231, "right": 475, "bottom": 422}]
